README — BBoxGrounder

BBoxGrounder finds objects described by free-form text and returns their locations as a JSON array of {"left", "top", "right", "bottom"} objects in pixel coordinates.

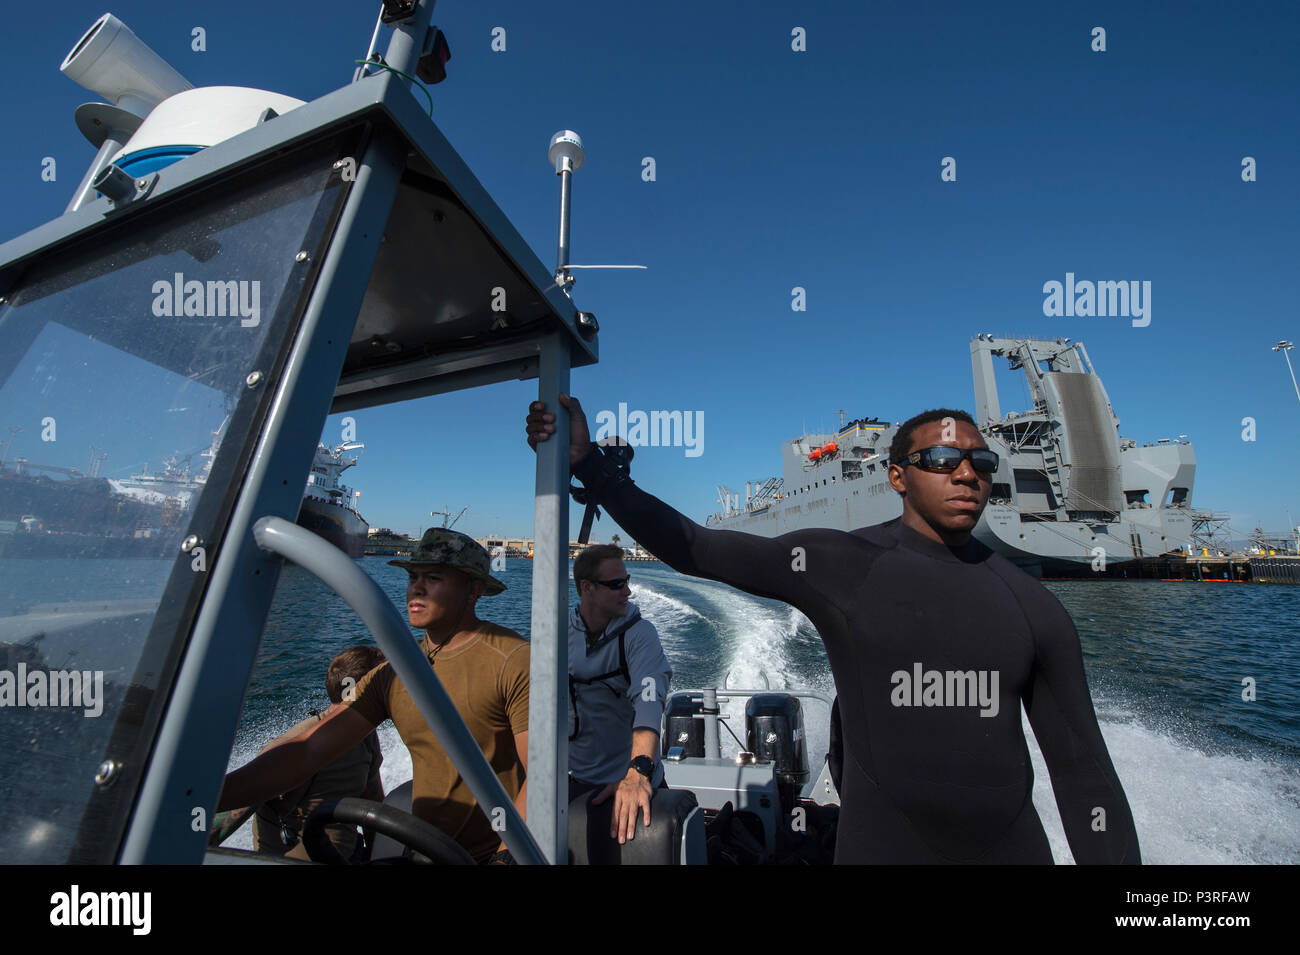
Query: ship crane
[
  {"left": 329, "top": 441, "right": 364, "bottom": 460},
  {"left": 714, "top": 485, "right": 740, "bottom": 518},
  {"left": 426, "top": 506, "right": 503, "bottom": 538},
  {"left": 88, "top": 444, "right": 108, "bottom": 477},
  {"left": 430, "top": 505, "right": 469, "bottom": 529}
]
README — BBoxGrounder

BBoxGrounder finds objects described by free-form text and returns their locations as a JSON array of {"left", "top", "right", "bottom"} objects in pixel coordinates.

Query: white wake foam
[
  {"left": 1028, "top": 705, "right": 1300, "bottom": 864},
  {"left": 628, "top": 582, "right": 712, "bottom": 645},
  {"left": 657, "top": 577, "right": 836, "bottom": 761}
]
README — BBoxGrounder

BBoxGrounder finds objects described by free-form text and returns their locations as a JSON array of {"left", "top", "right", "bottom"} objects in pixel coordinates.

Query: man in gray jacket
[{"left": 569, "top": 544, "right": 672, "bottom": 845}]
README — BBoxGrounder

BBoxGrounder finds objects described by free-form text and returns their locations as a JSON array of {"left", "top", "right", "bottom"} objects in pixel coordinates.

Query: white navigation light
[
  {"left": 548, "top": 130, "right": 585, "bottom": 175},
  {"left": 61, "top": 13, "right": 193, "bottom": 119},
  {"left": 549, "top": 130, "right": 583, "bottom": 280}
]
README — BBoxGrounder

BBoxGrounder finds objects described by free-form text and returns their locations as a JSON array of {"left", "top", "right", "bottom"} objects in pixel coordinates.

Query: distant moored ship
[
  {"left": 296, "top": 442, "right": 369, "bottom": 558},
  {"left": 706, "top": 336, "right": 1197, "bottom": 578}
]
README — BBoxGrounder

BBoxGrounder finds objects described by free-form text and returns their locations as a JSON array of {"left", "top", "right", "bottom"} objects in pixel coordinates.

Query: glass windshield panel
[{"left": 0, "top": 143, "right": 344, "bottom": 862}]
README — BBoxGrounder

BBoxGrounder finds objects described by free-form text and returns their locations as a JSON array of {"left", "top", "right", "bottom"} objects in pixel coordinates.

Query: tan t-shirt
[{"left": 345, "top": 623, "right": 529, "bottom": 862}]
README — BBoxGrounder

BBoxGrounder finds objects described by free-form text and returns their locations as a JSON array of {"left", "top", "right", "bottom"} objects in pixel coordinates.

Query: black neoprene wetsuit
[{"left": 574, "top": 446, "right": 1140, "bottom": 864}]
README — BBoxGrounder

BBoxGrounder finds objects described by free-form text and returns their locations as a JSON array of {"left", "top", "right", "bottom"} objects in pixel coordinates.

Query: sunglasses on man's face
[
  {"left": 590, "top": 576, "right": 631, "bottom": 590},
  {"left": 901, "top": 446, "right": 999, "bottom": 474}
]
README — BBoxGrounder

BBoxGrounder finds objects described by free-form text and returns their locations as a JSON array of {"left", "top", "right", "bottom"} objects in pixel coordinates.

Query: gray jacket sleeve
[{"left": 624, "top": 619, "right": 672, "bottom": 733}]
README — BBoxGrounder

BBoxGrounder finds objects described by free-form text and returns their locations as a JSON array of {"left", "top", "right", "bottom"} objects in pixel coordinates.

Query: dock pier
[{"left": 1044, "top": 554, "right": 1300, "bottom": 584}]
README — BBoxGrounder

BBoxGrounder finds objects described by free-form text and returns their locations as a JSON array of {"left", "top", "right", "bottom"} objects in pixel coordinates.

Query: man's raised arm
[
  {"left": 217, "top": 704, "right": 378, "bottom": 812},
  {"left": 526, "top": 394, "right": 827, "bottom": 611},
  {"left": 1024, "top": 592, "right": 1141, "bottom": 864}
]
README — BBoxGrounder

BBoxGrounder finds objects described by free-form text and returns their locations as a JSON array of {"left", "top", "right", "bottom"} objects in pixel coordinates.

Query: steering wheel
[{"left": 302, "top": 797, "right": 475, "bottom": 865}]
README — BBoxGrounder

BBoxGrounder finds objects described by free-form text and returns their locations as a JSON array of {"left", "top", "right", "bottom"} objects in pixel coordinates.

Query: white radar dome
[
  {"left": 110, "top": 87, "right": 307, "bottom": 176},
  {"left": 548, "top": 130, "right": 584, "bottom": 174}
]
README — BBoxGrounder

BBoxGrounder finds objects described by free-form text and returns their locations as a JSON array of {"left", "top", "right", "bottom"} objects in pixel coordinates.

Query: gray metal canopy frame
[{"left": 0, "top": 0, "right": 588, "bottom": 865}]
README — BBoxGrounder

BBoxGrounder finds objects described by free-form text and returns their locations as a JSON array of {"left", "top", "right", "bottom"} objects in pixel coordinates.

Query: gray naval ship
[{"left": 707, "top": 336, "right": 1196, "bottom": 577}]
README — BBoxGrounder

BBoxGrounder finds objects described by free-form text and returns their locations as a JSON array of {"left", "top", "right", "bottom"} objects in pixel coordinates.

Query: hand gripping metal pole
[{"left": 252, "top": 516, "right": 546, "bottom": 865}]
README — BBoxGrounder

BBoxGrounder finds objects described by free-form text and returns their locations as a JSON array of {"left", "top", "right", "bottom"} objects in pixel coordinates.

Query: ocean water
[{"left": 224, "top": 557, "right": 1300, "bottom": 863}]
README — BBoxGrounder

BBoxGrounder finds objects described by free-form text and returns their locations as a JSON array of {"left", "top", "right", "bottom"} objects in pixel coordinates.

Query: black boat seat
[
  {"left": 568, "top": 786, "right": 705, "bottom": 865},
  {"left": 369, "top": 779, "right": 707, "bottom": 864},
  {"left": 368, "top": 779, "right": 417, "bottom": 861}
]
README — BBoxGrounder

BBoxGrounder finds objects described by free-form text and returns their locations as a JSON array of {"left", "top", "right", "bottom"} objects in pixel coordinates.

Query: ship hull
[
  {"left": 0, "top": 530, "right": 176, "bottom": 559},
  {"left": 709, "top": 477, "right": 1194, "bottom": 577},
  {"left": 296, "top": 498, "right": 369, "bottom": 558},
  {"left": 0, "top": 471, "right": 188, "bottom": 558}
]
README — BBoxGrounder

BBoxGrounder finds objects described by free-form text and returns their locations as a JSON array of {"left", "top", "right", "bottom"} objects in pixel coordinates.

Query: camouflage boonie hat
[{"left": 388, "top": 528, "right": 506, "bottom": 596}]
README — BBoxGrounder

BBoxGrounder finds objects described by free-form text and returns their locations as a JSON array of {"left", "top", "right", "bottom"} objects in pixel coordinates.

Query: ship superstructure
[
  {"left": 108, "top": 418, "right": 225, "bottom": 508},
  {"left": 109, "top": 455, "right": 203, "bottom": 507},
  {"left": 297, "top": 442, "right": 369, "bottom": 557},
  {"left": 1, "top": 420, "right": 371, "bottom": 558},
  {"left": 707, "top": 336, "right": 1196, "bottom": 576}
]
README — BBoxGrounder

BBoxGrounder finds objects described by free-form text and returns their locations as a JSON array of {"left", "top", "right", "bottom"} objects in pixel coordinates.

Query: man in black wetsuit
[{"left": 526, "top": 395, "right": 1139, "bottom": 864}]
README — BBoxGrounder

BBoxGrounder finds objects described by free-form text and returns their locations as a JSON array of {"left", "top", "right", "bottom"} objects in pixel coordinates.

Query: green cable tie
[{"left": 353, "top": 59, "right": 434, "bottom": 117}]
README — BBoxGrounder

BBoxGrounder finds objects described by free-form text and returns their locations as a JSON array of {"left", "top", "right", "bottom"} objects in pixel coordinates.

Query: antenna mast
[{"left": 547, "top": 130, "right": 646, "bottom": 293}]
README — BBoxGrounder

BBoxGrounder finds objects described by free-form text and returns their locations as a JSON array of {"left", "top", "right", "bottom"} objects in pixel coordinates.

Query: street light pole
[{"left": 1273, "top": 340, "right": 1300, "bottom": 408}]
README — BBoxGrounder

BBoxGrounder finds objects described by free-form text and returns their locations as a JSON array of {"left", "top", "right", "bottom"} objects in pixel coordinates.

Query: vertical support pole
[
  {"left": 702, "top": 688, "right": 721, "bottom": 759},
  {"left": 66, "top": 130, "right": 130, "bottom": 213},
  {"left": 527, "top": 332, "right": 570, "bottom": 863},
  {"left": 381, "top": 0, "right": 435, "bottom": 79}
]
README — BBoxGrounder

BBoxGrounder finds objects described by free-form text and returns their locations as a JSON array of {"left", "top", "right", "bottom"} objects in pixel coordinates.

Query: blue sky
[{"left": 1, "top": 0, "right": 1297, "bottom": 544}]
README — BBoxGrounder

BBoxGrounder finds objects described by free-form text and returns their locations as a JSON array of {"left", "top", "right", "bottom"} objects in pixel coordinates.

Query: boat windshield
[{"left": 0, "top": 141, "right": 346, "bottom": 862}]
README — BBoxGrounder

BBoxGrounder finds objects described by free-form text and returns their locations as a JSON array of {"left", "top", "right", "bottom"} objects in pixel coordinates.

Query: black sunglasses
[
  {"left": 900, "top": 446, "right": 999, "bottom": 474},
  {"left": 590, "top": 576, "right": 630, "bottom": 590}
]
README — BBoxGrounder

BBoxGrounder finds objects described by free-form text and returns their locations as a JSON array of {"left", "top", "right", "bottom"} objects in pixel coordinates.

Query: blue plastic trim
[{"left": 118, "top": 145, "right": 204, "bottom": 176}]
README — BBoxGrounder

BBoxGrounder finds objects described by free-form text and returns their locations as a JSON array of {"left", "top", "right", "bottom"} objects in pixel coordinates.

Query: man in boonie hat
[{"left": 220, "top": 527, "right": 529, "bottom": 864}]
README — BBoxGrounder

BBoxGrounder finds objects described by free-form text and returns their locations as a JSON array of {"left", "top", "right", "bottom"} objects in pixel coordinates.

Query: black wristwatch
[{"left": 629, "top": 755, "right": 654, "bottom": 779}]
